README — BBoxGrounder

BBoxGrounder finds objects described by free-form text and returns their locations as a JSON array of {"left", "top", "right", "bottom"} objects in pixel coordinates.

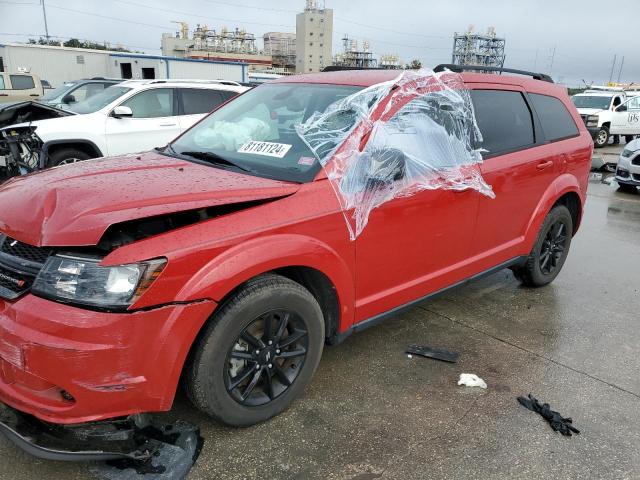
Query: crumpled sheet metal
[{"left": 296, "top": 68, "right": 495, "bottom": 239}]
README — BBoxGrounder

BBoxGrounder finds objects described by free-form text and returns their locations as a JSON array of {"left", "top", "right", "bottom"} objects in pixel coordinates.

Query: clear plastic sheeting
[{"left": 296, "top": 68, "right": 494, "bottom": 239}]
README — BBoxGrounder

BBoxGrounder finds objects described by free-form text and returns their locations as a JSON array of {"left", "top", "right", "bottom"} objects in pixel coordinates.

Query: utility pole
[
  {"left": 608, "top": 54, "right": 617, "bottom": 83},
  {"left": 617, "top": 56, "right": 625, "bottom": 83},
  {"left": 41, "top": 0, "right": 50, "bottom": 41},
  {"left": 548, "top": 46, "right": 556, "bottom": 73}
]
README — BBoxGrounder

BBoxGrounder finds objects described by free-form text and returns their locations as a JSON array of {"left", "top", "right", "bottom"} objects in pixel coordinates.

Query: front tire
[
  {"left": 593, "top": 126, "right": 609, "bottom": 148},
  {"left": 185, "top": 274, "right": 325, "bottom": 426},
  {"left": 513, "top": 205, "right": 573, "bottom": 287},
  {"left": 48, "top": 147, "right": 92, "bottom": 167}
]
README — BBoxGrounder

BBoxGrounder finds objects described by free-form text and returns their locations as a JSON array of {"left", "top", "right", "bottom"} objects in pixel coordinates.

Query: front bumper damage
[{"left": 0, "top": 402, "right": 153, "bottom": 461}]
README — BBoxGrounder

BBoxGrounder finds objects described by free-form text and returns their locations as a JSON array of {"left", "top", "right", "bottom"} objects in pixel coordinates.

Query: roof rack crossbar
[{"left": 433, "top": 64, "right": 554, "bottom": 83}]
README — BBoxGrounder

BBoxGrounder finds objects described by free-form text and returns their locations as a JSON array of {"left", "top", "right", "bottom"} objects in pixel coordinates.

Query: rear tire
[
  {"left": 513, "top": 205, "right": 573, "bottom": 287},
  {"left": 48, "top": 147, "right": 92, "bottom": 167},
  {"left": 593, "top": 126, "right": 609, "bottom": 148},
  {"left": 185, "top": 274, "right": 325, "bottom": 427},
  {"left": 624, "top": 135, "right": 635, "bottom": 144}
]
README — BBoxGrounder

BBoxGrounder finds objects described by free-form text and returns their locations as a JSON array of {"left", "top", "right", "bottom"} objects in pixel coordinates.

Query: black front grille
[
  {"left": 0, "top": 264, "right": 32, "bottom": 300},
  {"left": 0, "top": 238, "right": 51, "bottom": 264},
  {"left": 0, "top": 236, "right": 49, "bottom": 300}
]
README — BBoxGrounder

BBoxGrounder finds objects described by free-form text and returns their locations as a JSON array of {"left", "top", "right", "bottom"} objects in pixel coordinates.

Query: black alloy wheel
[
  {"left": 225, "top": 310, "right": 308, "bottom": 406},
  {"left": 512, "top": 205, "right": 573, "bottom": 287},
  {"left": 539, "top": 221, "right": 568, "bottom": 275}
]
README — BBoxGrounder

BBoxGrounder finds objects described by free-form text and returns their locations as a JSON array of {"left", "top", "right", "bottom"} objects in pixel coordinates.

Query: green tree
[{"left": 405, "top": 59, "right": 423, "bottom": 70}]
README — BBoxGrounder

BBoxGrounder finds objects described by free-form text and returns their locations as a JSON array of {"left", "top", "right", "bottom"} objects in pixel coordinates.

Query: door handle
[
  {"left": 536, "top": 160, "right": 554, "bottom": 170},
  {"left": 159, "top": 123, "right": 177, "bottom": 127},
  {"left": 0, "top": 94, "right": 8, "bottom": 96},
  {"left": 29, "top": 94, "right": 39, "bottom": 97}
]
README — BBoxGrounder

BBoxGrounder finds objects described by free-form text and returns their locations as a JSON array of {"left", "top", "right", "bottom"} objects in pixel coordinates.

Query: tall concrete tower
[{"left": 296, "top": 0, "right": 333, "bottom": 73}]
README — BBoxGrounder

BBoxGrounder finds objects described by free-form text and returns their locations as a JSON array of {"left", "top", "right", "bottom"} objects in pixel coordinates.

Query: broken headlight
[{"left": 32, "top": 254, "right": 166, "bottom": 310}]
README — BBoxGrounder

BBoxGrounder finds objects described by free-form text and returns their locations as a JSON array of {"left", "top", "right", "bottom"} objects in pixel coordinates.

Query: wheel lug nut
[
  {"left": 255, "top": 350, "right": 260, "bottom": 355},
  {"left": 268, "top": 340, "right": 273, "bottom": 345},
  {"left": 276, "top": 349, "right": 280, "bottom": 354},
  {"left": 268, "top": 363, "right": 273, "bottom": 368},
  {"left": 256, "top": 364, "right": 261, "bottom": 370}
]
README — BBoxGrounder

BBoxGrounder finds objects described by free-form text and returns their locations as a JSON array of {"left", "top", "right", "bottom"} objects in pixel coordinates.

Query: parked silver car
[{"left": 616, "top": 138, "right": 640, "bottom": 193}]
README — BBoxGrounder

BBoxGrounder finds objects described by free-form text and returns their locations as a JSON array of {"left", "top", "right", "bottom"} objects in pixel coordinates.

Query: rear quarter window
[
  {"left": 9, "top": 75, "right": 36, "bottom": 90},
  {"left": 181, "top": 88, "right": 228, "bottom": 115},
  {"left": 529, "top": 93, "right": 579, "bottom": 142},
  {"left": 470, "top": 89, "right": 535, "bottom": 156}
]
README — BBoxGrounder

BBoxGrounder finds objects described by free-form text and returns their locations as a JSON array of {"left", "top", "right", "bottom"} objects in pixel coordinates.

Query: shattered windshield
[
  {"left": 168, "top": 83, "right": 362, "bottom": 182},
  {"left": 571, "top": 95, "right": 612, "bottom": 110},
  {"left": 67, "top": 86, "right": 132, "bottom": 114}
]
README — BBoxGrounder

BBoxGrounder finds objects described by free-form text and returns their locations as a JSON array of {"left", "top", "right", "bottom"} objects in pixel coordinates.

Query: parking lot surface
[{"left": 1, "top": 172, "right": 639, "bottom": 479}]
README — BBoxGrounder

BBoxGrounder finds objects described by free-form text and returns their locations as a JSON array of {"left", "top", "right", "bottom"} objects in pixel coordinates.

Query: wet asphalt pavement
[{"left": 1, "top": 161, "right": 640, "bottom": 479}]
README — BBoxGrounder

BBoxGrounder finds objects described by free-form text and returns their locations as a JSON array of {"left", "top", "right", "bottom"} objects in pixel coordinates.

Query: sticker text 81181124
[{"left": 238, "top": 141, "right": 292, "bottom": 159}]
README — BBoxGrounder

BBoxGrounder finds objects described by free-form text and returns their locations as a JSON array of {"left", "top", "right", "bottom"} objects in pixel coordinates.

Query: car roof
[
  {"left": 271, "top": 69, "right": 566, "bottom": 96},
  {"left": 117, "top": 79, "right": 248, "bottom": 92}
]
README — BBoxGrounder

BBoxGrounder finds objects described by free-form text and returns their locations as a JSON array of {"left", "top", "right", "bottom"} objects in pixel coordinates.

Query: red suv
[{"left": 0, "top": 67, "right": 591, "bottom": 455}]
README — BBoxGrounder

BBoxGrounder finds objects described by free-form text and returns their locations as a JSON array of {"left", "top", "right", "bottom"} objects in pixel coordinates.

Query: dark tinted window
[
  {"left": 470, "top": 90, "right": 535, "bottom": 155},
  {"left": 10, "top": 74, "right": 35, "bottom": 90},
  {"left": 530, "top": 93, "right": 579, "bottom": 142},
  {"left": 181, "top": 89, "right": 228, "bottom": 115}
]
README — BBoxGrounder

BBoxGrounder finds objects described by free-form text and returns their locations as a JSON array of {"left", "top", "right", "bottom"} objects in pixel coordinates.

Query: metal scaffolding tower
[{"left": 451, "top": 26, "right": 505, "bottom": 69}]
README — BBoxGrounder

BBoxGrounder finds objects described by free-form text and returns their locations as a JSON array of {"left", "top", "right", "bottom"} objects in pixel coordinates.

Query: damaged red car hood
[{"left": 0, "top": 151, "right": 301, "bottom": 246}]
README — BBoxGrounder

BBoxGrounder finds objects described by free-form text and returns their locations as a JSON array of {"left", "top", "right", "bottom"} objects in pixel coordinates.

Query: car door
[
  {"left": 469, "top": 87, "right": 554, "bottom": 263},
  {"left": 611, "top": 96, "right": 640, "bottom": 135},
  {"left": 177, "top": 88, "right": 234, "bottom": 132},
  {"left": 104, "top": 87, "right": 180, "bottom": 156},
  {"left": 354, "top": 95, "right": 480, "bottom": 321},
  {"left": 0, "top": 74, "right": 8, "bottom": 102}
]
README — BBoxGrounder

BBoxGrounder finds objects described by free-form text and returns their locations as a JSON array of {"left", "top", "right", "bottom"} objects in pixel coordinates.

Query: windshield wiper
[{"left": 177, "top": 150, "right": 250, "bottom": 172}]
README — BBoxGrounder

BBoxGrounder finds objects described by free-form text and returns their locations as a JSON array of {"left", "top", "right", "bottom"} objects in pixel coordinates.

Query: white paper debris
[{"left": 457, "top": 373, "right": 487, "bottom": 389}]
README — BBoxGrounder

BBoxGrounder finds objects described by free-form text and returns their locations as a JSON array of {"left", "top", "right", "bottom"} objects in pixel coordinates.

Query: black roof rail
[
  {"left": 321, "top": 66, "right": 390, "bottom": 72},
  {"left": 433, "top": 64, "right": 554, "bottom": 83}
]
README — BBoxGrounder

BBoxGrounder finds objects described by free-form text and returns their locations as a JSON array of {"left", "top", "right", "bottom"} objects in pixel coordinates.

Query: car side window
[
  {"left": 470, "top": 89, "right": 535, "bottom": 156},
  {"left": 70, "top": 83, "right": 106, "bottom": 103},
  {"left": 120, "top": 88, "right": 174, "bottom": 118},
  {"left": 9, "top": 75, "right": 35, "bottom": 90},
  {"left": 529, "top": 93, "right": 579, "bottom": 142},
  {"left": 0, "top": 76, "right": 5, "bottom": 90},
  {"left": 627, "top": 97, "right": 640, "bottom": 110},
  {"left": 180, "top": 88, "right": 226, "bottom": 115}
]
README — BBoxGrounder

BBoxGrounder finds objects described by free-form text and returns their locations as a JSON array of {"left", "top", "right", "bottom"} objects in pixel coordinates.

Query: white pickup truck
[{"left": 571, "top": 89, "right": 640, "bottom": 148}]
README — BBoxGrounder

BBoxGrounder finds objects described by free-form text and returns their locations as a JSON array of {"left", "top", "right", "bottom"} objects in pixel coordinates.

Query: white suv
[{"left": 2, "top": 79, "right": 248, "bottom": 167}]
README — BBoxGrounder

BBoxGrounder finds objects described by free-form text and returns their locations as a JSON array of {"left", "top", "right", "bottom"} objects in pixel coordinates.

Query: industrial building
[
  {"left": 333, "top": 36, "right": 378, "bottom": 69},
  {"left": 161, "top": 24, "right": 272, "bottom": 70},
  {"left": 264, "top": 32, "right": 296, "bottom": 72},
  {"left": 296, "top": 0, "right": 333, "bottom": 73},
  {"left": 0, "top": 42, "right": 247, "bottom": 86},
  {"left": 451, "top": 26, "right": 506, "bottom": 69}
]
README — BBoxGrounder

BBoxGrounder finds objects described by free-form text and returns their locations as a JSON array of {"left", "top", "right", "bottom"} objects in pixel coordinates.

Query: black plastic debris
[
  {"left": 91, "top": 421, "right": 204, "bottom": 480},
  {"left": 406, "top": 344, "right": 459, "bottom": 363},
  {"left": 517, "top": 394, "right": 580, "bottom": 437}
]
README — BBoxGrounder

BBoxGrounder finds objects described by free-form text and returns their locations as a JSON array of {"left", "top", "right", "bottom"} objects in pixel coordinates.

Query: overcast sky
[{"left": 0, "top": 0, "right": 638, "bottom": 86}]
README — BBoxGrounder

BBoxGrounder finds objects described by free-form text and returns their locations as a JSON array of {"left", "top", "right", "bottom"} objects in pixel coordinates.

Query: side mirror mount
[
  {"left": 61, "top": 94, "right": 76, "bottom": 104},
  {"left": 112, "top": 105, "right": 133, "bottom": 118},
  {"left": 616, "top": 104, "right": 627, "bottom": 112},
  {"left": 365, "top": 147, "right": 407, "bottom": 187}
]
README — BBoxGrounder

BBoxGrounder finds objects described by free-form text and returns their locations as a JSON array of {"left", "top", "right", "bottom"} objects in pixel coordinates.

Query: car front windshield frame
[
  {"left": 571, "top": 95, "right": 612, "bottom": 110},
  {"left": 67, "top": 86, "right": 132, "bottom": 114},
  {"left": 167, "top": 83, "right": 363, "bottom": 183}
]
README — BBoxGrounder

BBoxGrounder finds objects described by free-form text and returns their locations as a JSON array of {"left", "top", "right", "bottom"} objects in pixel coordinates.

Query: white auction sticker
[{"left": 238, "top": 141, "right": 292, "bottom": 158}]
